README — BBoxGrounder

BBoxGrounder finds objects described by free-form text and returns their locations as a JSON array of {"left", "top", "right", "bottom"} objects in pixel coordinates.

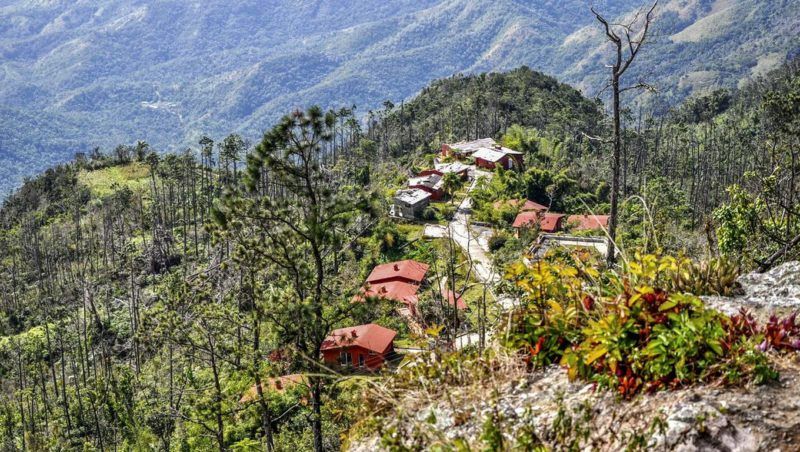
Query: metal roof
[
  {"left": 394, "top": 188, "right": 432, "bottom": 205},
  {"left": 321, "top": 324, "right": 397, "bottom": 354}
]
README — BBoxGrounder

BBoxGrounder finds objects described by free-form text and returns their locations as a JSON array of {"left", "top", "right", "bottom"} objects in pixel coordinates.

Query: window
[
  {"left": 339, "top": 351, "right": 352, "bottom": 366},
  {"left": 358, "top": 354, "right": 365, "bottom": 368}
]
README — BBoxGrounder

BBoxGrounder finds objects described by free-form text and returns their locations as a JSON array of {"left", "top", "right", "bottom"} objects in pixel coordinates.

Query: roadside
[{"left": 422, "top": 170, "right": 517, "bottom": 349}]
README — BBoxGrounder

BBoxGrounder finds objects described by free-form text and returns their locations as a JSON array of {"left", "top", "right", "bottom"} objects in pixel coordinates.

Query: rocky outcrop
[
  {"left": 349, "top": 264, "right": 800, "bottom": 451},
  {"left": 704, "top": 262, "right": 800, "bottom": 317}
]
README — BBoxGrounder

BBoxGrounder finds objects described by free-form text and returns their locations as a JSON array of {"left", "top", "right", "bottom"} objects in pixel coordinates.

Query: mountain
[{"left": 1, "top": 0, "right": 798, "bottom": 195}]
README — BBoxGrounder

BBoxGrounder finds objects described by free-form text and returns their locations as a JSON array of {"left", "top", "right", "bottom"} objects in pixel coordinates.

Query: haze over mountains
[{"left": 0, "top": 0, "right": 798, "bottom": 194}]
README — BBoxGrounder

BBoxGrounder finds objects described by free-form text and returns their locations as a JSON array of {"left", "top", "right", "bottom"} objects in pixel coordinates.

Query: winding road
[{"left": 424, "top": 170, "right": 517, "bottom": 312}]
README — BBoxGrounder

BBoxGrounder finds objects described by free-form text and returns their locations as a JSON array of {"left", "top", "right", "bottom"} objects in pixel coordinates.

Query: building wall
[
  {"left": 409, "top": 184, "right": 443, "bottom": 200},
  {"left": 475, "top": 157, "right": 499, "bottom": 170},
  {"left": 418, "top": 169, "right": 442, "bottom": 177},
  {"left": 476, "top": 155, "right": 521, "bottom": 171},
  {"left": 393, "top": 198, "right": 429, "bottom": 218},
  {"left": 512, "top": 154, "right": 524, "bottom": 169},
  {"left": 321, "top": 345, "right": 389, "bottom": 370}
]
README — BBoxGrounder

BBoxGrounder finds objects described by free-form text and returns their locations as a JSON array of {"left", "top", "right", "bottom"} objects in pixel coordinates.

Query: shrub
[
  {"left": 421, "top": 206, "right": 437, "bottom": 221},
  {"left": 623, "top": 254, "right": 741, "bottom": 296},
  {"left": 438, "top": 204, "right": 456, "bottom": 221},
  {"left": 504, "top": 253, "right": 791, "bottom": 398},
  {"left": 488, "top": 232, "right": 509, "bottom": 252},
  {"left": 666, "top": 256, "right": 741, "bottom": 296}
]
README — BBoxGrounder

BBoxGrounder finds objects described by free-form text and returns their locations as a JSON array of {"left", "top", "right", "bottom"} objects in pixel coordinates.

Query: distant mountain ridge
[{"left": 0, "top": 0, "right": 798, "bottom": 194}]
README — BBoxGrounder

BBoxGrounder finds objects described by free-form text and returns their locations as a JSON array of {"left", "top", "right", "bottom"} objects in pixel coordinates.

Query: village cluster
[{"left": 243, "top": 138, "right": 611, "bottom": 398}]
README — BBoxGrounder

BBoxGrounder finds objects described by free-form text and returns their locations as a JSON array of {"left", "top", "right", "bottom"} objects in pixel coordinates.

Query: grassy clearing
[
  {"left": 396, "top": 223, "right": 425, "bottom": 242},
  {"left": 78, "top": 162, "right": 151, "bottom": 197}
]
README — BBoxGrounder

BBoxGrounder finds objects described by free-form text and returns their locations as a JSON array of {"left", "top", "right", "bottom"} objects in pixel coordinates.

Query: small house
[
  {"left": 320, "top": 323, "right": 397, "bottom": 370},
  {"left": 408, "top": 173, "right": 445, "bottom": 200},
  {"left": 392, "top": 188, "right": 432, "bottom": 218},
  {"left": 472, "top": 146, "right": 523, "bottom": 171},
  {"left": 565, "top": 215, "right": 610, "bottom": 231},
  {"left": 512, "top": 211, "right": 566, "bottom": 234},
  {"left": 493, "top": 199, "right": 549, "bottom": 212},
  {"left": 357, "top": 260, "right": 429, "bottom": 315},
  {"left": 442, "top": 289, "right": 468, "bottom": 310},
  {"left": 420, "top": 162, "right": 471, "bottom": 180},
  {"left": 441, "top": 138, "right": 498, "bottom": 159},
  {"left": 366, "top": 259, "right": 429, "bottom": 285}
]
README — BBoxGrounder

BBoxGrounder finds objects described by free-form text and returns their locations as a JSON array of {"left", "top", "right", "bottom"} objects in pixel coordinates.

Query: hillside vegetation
[
  {"left": 1, "top": 0, "right": 798, "bottom": 194},
  {"left": 0, "top": 46, "right": 799, "bottom": 450}
]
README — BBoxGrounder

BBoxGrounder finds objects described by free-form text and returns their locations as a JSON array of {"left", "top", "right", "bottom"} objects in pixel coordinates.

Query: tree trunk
[
  {"left": 607, "top": 75, "right": 621, "bottom": 266},
  {"left": 311, "top": 378, "right": 324, "bottom": 452}
]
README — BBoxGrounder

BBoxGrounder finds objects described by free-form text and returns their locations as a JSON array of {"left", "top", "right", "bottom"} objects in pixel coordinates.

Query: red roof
[
  {"left": 566, "top": 215, "right": 610, "bottom": 231},
  {"left": 321, "top": 324, "right": 397, "bottom": 354},
  {"left": 240, "top": 374, "right": 306, "bottom": 403},
  {"left": 512, "top": 212, "right": 565, "bottom": 232},
  {"left": 359, "top": 280, "right": 420, "bottom": 305},
  {"left": 442, "top": 289, "right": 468, "bottom": 310},
  {"left": 366, "top": 260, "right": 429, "bottom": 284},
  {"left": 493, "top": 199, "right": 549, "bottom": 212}
]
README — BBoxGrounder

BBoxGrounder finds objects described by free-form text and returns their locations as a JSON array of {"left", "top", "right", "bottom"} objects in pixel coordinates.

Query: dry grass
[
  {"left": 350, "top": 345, "right": 526, "bottom": 448},
  {"left": 78, "top": 162, "right": 151, "bottom": 197}
]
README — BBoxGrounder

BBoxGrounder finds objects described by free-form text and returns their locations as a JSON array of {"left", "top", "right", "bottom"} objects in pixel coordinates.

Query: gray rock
[
  {"left": 704, "top": 261, "right": 800, "bottom": 315},
  {"left": 649, "top": 402, "right": 758, "bottom": 452}
]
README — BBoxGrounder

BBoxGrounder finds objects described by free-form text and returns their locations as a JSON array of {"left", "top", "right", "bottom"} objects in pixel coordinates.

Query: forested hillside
[
  {"left": 1, "top": 57, "right": 799, "bottom": 450},
  {"left": 0, "top": 68, "right": 608, "bottom": 450},
  {"left": 1, "top": 0, "right": 798, "bottom": 194}
]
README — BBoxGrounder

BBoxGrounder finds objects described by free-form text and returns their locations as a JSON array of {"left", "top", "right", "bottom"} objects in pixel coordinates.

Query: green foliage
[
  {"left": 487, "top": 232, "right": 509, "bottom": 253},
  {"left": 521, "top": 168, "right": 579, "bottom": 212},
  {"left": 501, "top": 125, "right": 568, "bottom": 167},
  {"left": 379, "top": 67, "right": 604, "bottom": 157},
  {"left": 666, "top": 257, "right": 741, "bottom": 296},
  {"left": 675, "top": 89, "right": 732, "bottom": 124},
  {"left": 471, "top": 165, "right": 605, "bottom": 228},
  {"left": 713, "top": 185, "right": 760, "bottom": 257},
  {"left": 504, "top": 253, "right": 783, "bottom": 398},
  {"left": 77, "top": 162, "right": 151, "bottom": 198},
  {"left": 479, "top": 411, "right": 505, "bottom": 452},
  {"left": 619, "top": 177, "right": 693, "bottom": 253}
]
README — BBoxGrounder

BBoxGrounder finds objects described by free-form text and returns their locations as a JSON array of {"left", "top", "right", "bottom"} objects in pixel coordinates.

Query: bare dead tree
[{"left": 592, "top": 1, "right": 658, "bottom": 265}]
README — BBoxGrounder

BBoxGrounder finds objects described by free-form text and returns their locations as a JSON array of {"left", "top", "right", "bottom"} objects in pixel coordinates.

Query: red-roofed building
[
  {"left": 565, "top": 215, "right": 610, "bottom": 231},
  {"left": 512, "top": 212, "right": 566, "bottom": 233},
  {"left": 321, "top": 324, "right": 397, "bottom": 370},
  {"left": 366, "top": 260, "right": 429, "bottom": 285},
  {"left": 442, "top": 289, "right": 468, "bottom": 310},
  {"left": 441, "top": 138, "right": 523, "bottom": 171},
  {"left": 472, "top": 147, "right": 524, "bottom": 171},
  {"left": 419, "top": 162, "right": 470, "bottom": 180},
  {"left": 408, "top": 173, "right": 445, "bottom": 200},
  {"left": 355, "top": 260, "right": 429, "bottom": 316},
  {"left": 358, "top": 281, "right": 421, "bottom": 314},
  {"left": 493, "top": 199, "right": 549, "bottom": 212}
]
